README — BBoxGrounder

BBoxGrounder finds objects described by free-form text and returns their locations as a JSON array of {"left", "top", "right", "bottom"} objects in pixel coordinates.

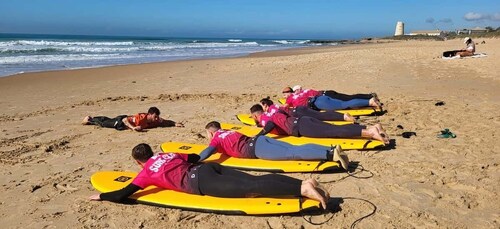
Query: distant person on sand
[
  {"left": 456, "top": 37, "right": 475, "bottom": 57},
  {"left": 82, "top": 107, "right": 184, "bottom": 131},
  {"left": 282, "top": 86, "right": 381, "bottom": 111},
  {"left": 89, "top": 143, "right": 330, "bottom": 209}
]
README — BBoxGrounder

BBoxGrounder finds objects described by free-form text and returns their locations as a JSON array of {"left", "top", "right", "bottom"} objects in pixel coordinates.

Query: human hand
[
  {"left": 175, "top": 122, "right": 185, "bottom": 127},
  {"left": 133, "top": 126, "right": 142, "bottom": 131},
  {"left": 89, "top": 194, "right": 101, "bottom": 201}
]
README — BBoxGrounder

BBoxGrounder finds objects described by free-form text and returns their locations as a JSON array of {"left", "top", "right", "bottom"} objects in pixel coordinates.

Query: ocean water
[{"left": 0, "top": 34, "right": 329, "bottom": 77}]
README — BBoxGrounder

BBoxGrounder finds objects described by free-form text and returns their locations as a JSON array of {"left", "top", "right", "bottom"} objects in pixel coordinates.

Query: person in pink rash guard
[
  {"left": 281, "top": 86, "right": 381, "bottom": 111},
  {"left": 200, "top": 121, "right": 350, "bottom": 170},
  {"left": 89, "top": 143, "right": 330, "bottom": 209},
  {"left": 250, "top": 104, "right": 389, "bottom": 144},
  {"left": 258, "top": 97, "right": 355, "bottom": 127}
]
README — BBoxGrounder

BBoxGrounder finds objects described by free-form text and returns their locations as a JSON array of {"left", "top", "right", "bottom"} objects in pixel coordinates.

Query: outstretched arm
[
  {"left": 90, "top": 183, "right": 141, "bottom": 203},
  {"left": 198, "top": 146, "right": 217, "bottom": 162},
  {"left": 159, "top": 119, "right": 184, "bottom": 127},
  {"left": 256, "top": 121, "right": 276, "bottom": 137}
]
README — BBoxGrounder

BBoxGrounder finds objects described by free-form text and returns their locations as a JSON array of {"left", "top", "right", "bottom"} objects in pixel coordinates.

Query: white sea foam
[
  {"left": 0, "top": 53, "right": 123, "bottom": 64},
  {"left": 271, "top": 40, "right": 309, "bottom": 45},
  {"left": 0, "top": 41, "right": 262, "bottom": 54},
  {"left": 0, "top": 40, "right": 135, "bottom": 47},
  {"left": 0, "top": 37, "right": 314, "bottom": 77}
]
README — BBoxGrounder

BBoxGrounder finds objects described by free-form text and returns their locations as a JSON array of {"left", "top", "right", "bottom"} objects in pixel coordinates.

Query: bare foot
[
  {"left": 301, "top": 182, "right": 328, "bottom": 209},
  {"left": 371, "top": 124, "right": 390, "bottom": 143},
  {"left": 343, "top": 113, "right": 355, "bottom": 122},
  {"left": 304, "top": 179, "right": 330, "bottom": 199},
  {"left": 373, "top": 123, "right": 385, "bottom": 132},
  {"left": 332, "top": 145, "right": 349, "bottom": 171},
  {"left": 363, "top": 128, "right": 389, "bottom": 144},
  {"left": 369, "top": 97, "right": 382, "bottom": 108},
  {"left": 82, "top": 116, "right": 91, "bottom": 125},
  {"left": 379, "top": 131, "right": 390, "bottom": 143},
  {"left": 315, "top": 186, "right": 330, "bottom": 202},
  {"left": 304, "top": 178, "right": 319, "bottom": 187}
]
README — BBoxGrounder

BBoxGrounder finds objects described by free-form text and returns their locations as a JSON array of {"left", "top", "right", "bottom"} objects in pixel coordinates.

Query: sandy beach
[{"left": 0, "top": 38, "right": 499, "bottom": 228}]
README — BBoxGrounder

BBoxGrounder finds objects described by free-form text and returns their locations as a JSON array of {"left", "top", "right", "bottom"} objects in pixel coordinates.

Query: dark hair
[
  {"left": 132, "top": 143, "right": 154, "bottom": 163},
  {"left": 205, "top": 121, "right": 221, "bottom": 130},
  {"left": 250, "top": 104, "right": 264, "bottom": 113},
  {"left": 282, "top": 87, "right": 293, "bottom": 93},
  {"left": 260, "top": 97, "right": 274, "bottom": 106},
  {"left": 147, "top": 107, "right": 160, "bottom": 116}
]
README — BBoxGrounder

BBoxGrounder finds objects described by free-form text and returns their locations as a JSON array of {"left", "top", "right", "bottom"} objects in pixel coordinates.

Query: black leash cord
[
  {"left": 344, "top": 197, "right": 377, "bottom": 229},
  {"left": 301, "top": 197, "right": 377, "bottom": 228},
  {"left": 312, "top": 164, "right": 374, "bottom": 184}
]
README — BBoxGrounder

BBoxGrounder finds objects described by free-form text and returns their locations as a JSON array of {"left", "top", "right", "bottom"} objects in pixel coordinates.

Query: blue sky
[{"left": 0, "top": 0, "right": 499, "bottom": 39}]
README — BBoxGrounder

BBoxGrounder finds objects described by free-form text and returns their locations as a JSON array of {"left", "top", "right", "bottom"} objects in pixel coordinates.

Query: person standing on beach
[
  {"left": 89, "top": 143, "right": 330, "bottom": 209},
  {"left": 200, "top": 121, "right": 350, "bottom": 170},
  {"left": 456, "top": 37, "right": 475, "bottom": 57},
  {"left": 82, "top": 106, "right": 184, "bottom": 131},
  {"left": 281, "top": 86, "right": 381, "bottom": 111},
  {"left": 250, "top": 104, "right": 389, "bottom": 144}
]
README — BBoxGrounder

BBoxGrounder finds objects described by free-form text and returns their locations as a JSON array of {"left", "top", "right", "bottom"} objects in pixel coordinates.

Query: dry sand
[{"left": 0, "top": 38, "right": 499, "bottom": 228}]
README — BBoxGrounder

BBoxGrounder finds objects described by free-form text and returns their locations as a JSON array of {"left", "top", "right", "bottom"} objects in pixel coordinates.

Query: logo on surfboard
[{"left": 114, "top": 176, "right": 132, "bottom": 182}]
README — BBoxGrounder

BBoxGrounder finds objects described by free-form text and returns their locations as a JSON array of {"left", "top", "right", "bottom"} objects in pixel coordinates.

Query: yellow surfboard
[
  {"left": 160, "top": 142, "right": 341, "bottom": 173},
  {"left": 221, "top": 123, "right": 385, "bottom": 150},
  {"left": 235, "top": 113, "right": 353, "bottom": 126},
  {"left": 91, "top": 171, "right": 320, "bottom": 215},
  {"left": 278, "top": 98, "right": 382, "bottom": 116}
]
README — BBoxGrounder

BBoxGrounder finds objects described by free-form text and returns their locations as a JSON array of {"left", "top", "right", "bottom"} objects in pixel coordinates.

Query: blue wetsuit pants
[
  {"left": 313, "top": 95, "right": 369, "bottom": 110},
  {"left": 254, "top": 136, "right": 329, "bottom": 160}
]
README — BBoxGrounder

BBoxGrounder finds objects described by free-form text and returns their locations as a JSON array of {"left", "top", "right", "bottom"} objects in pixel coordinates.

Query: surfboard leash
[
  {"left": 344, "top": 197, "right": 377, "bottom": 229},
  {"left": 311, "top": 163, "right": 374, "bottom": 184},
  {"left": 300, "top": 196, "right": 377, "bottom": 229}
]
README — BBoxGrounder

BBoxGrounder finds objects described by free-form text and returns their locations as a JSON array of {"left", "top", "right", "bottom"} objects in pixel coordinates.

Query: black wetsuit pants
[
  {"left": 297, "top": 116, "right": 364, "bottom": 138},
  {"left": 291, "top": 106, "right": 344, "bottom": 121},
  {"left": 198, "top": 163, "right": 301, "bottom": 198},
  {"left": 88, "top": 115, "right": 128, "bottom": 130},
  {"left": 321, "top": 90, "right": 373, "bottom": 101}
]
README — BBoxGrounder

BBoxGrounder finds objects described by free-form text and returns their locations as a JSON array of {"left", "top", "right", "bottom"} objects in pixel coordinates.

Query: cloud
[
  {"left": 464, "top": 12, "right": 483, "bottom": 21},
  {"left": 439, "top": 18, "right": 453, "bottom": 23},
  {"left": 464, "top": 12, "right": 500, "bottom": 21},
  {"left": 426, "top": 17, "right": 452, "bottom": 25}
]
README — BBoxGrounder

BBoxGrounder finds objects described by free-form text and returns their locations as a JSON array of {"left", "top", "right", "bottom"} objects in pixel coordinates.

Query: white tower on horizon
[{"left": 394, "top": 21, "right": 404, "bottom": 36}]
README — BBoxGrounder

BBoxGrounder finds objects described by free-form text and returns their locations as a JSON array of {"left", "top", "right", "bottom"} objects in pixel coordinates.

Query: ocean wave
[
  {"left": 0, "top": 40, "right": 135, "bottom": 47},
  {"left": 0, "top": 46, "right": 143, "bottom": 54},
  {"left": 271, "top": 40, "right": 310, "bottom": 45},
  {"left": 0, "top": 48, "right": 60, "bottom": 54},
  {"left": 172, "top": 42, "right": 259, "bottom": 48},
  {"left": 0, "top": 41, "right": 262, "bottom": 54},
  {"left": 0, "top": 53, "right": 124, "bottom": 64},
  {"left": 0, "top": 36, "right": 315, "bottom": 77}
]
